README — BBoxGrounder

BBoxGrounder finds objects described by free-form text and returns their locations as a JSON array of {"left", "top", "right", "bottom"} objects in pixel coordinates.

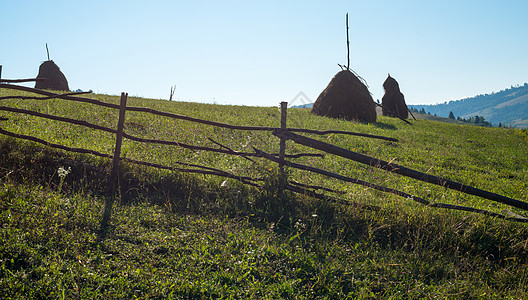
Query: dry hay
[
  {"left": 35, "top": 60, "right": 70, "bottom": 91},
  {"left": 311, "top": 70, "right": 376, "bottom": 123},
  {"left": 381, "top": 74, "right": 408, "bottom": 119}
]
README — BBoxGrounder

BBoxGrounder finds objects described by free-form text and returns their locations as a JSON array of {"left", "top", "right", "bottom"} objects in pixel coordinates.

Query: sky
[{"left": 1, "top": 0, "right": 527, "bottom": 107}]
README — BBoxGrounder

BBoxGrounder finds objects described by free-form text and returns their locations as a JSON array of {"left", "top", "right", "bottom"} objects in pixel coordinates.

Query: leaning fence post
[
  {"left": 279, "top": 101, "right": 288, "bottom": 173},
  {"left": 101, "top": 92, "right": 128, "bottom": 230}
]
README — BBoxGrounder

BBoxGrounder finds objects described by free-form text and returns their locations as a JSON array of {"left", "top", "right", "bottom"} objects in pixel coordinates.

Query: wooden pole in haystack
[
  {"left": 346, "top": 13, "right": 350, "bottom": 70},
  {"left": 46, "top": 43, "right": 50, "bottom": 61}
]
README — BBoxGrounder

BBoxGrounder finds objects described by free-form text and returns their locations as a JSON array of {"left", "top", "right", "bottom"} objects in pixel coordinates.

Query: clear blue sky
[{"left": 1, "top": 0, "right": 527, "bottom": 106}]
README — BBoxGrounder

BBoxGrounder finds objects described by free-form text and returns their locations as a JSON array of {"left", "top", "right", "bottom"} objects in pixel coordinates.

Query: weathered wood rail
[{"left": 272, "top": 129, "right": 528, "bottom": 212}]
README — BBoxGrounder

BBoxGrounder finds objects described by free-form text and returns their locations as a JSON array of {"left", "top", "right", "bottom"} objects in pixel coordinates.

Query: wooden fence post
[
  {"left": 111, "top": 92, "right": 128, "bottom": 181},
  {"left": 101, "top": 92, "right": 128, "bottom": 230},
  {"left": 279, "top": 101, "right": 288, "bottom": 173}
]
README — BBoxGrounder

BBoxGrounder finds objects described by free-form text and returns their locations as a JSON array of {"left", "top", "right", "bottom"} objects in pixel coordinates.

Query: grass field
[{"left": 1, "top": 87, "right": 528, "bottom": 299}]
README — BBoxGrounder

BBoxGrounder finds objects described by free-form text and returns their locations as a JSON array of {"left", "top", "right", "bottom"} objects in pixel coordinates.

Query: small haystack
[
  {"left": 311, "top": 70, "right": 377, "bottom": 123},
  {"left": 381, "top": 74, "right": 408, "bottom": 119},
  {"left": 35, "top": 60, "right": 70, "bottom": 91}
]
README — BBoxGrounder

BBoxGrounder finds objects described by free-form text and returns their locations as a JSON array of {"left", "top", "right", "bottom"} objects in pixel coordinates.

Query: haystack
[
  {"left": 381, "top": 74, "right": 408, "bottom": 119},
  {"left": 311, "top": 70, "right": 376, "bottom": 123},
  {"left": 35, "top": 60, "right": 70, "bottom": 91}
]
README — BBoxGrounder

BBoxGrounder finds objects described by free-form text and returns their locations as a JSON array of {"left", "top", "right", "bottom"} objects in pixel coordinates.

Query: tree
[{"left": 448, "top": 111, "right": 455, "bottom": 119}]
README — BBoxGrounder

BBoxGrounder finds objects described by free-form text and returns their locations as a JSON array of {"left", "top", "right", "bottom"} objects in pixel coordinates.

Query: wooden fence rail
[
  {"left": 0, "top": 83, "right": 397, "bottom": 142},
  {"left": 0, "top": 104, "right": 321, "bottom": 159},
  {"left": 253, "top": 147, "right": 528, "bottom": 223},
  {"left": 1, "top": 69, "right": 527, "bottom": 223},
  {"left": 0, "top": 79, "right": 384, "bottom": 225},
  {"left": 273, "top": 129, "right": 528, "bottom": 212},
  {"left": 0, "top": 127, "right": 259, "bottom": 184},
  {"left": 0, "top": 78, "right": 46, "bottom": 83}
]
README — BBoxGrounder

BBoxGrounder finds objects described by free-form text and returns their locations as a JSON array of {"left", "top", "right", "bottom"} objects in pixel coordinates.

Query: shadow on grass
[
  {"left": 372, "top": 122, "right": 397, "bottom": 130},
  {"left": 2, "top": 136, "right": 527, "bottom": 266}
]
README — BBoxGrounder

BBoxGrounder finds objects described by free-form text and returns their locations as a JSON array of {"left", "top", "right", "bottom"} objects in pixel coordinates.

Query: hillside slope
[
  {"left": 411, "top": 83, "right": 528, "bottom": 128},
  {"left": 1, "top": 87, "right": 528, "bottom": 298}
]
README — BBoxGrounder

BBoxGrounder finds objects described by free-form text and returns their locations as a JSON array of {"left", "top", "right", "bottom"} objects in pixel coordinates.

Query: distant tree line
[
  {"left": 447, "top": 109, "right": 492, "bottom": 127},
  {"left": 455, "top": 115, "right": 492, "bottom": 127},
  {"left": 410, "top": 107, "right": 493, "bottom": 127},
  {"left": 409, "top": 107, "right": 426, "bottom": 114}
]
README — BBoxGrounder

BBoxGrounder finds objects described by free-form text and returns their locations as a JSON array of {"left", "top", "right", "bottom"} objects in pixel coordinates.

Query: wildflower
[
  {"left": 58, "top": 166, "right": 71, "bottom": 178},
  {"left": 57, "top": 166, "right": 71, "bottom": 193}
]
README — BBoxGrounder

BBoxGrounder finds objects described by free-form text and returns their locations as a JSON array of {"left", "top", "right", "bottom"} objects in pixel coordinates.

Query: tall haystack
[
  {"left": 381, "top": 74, "right": 408, "bottom": 119},
  {"left": 35, "top": 60, "right": 69, "bottom": 91},
  {"left": 311, "top": 70, "right": 377, "bottom": 123}
]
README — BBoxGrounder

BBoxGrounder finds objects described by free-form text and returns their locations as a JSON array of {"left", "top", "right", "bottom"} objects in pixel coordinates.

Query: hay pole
[
  {"left": 274, "top": 129, "right": 528, "bottom": 212},
  {"left": 346, "top": 13, "right": 350, "bottom": 70},
  {"left": 46, "top": 43, "right": 50, "bottom": 61}
]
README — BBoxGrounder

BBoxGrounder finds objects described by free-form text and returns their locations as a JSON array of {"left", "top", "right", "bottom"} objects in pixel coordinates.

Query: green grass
[{"left": 1, "top": 88, "right": 528, "bottom": 298}]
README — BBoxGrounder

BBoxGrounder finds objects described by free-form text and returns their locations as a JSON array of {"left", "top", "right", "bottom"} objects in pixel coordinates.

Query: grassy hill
[{"left": 1, "top": 87, "right": 528, "bottom": 298}]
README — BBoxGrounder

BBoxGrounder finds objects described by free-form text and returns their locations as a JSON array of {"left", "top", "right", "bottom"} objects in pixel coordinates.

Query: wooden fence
[{"left": 1, "top": 65, "right": 527, "bottom": 224}]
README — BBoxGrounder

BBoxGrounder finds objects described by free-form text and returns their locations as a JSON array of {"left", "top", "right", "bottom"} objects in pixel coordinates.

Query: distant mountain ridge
[{"left": 410, "top": 83, "right": 528, "bottom": 128}]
